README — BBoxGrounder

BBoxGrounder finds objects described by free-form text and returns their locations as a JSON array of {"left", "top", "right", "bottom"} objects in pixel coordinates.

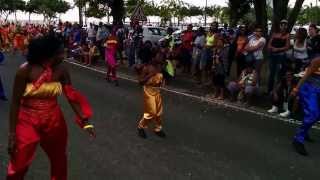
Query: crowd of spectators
[{"left": 1, "top": 20, "right": 320, "bottom": 118}]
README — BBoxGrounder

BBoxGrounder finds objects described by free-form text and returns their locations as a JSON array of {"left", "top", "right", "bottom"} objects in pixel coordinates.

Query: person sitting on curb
[{"left": 227, "top": 63, "right": 258, "bottom": 105}]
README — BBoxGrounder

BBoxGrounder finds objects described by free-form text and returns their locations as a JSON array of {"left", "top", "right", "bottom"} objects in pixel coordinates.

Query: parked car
[
  {"left": 142, "top": 26, "right": 167, "bottom": 46},
  {"left": 158, "top": 29, "right": 182, "bottom": 46}
]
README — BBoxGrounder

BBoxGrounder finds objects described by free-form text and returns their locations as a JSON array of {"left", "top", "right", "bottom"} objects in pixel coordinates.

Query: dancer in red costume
[
  {"left": 104, "top": 30, "right": 119, "bottom": 86},
  {"left": 7, "top": 35, "right": 96, "bottom": 180}
]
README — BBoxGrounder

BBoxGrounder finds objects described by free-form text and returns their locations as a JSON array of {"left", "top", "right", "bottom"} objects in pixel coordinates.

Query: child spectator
[
  {"left": 228, "top": 63, "right": 258, "bottom": 104},
  {"left": 70, "top": 43, "right": 82, "bottom": 61},
  {"left": 212, "top": 38, "right": 227, "bottom": 100},
  {"left": 89, "top": 41, "right": 100, "bottom": 65},
  {"left": 81, "top": 43, "right": 90, "bottom": 65}
]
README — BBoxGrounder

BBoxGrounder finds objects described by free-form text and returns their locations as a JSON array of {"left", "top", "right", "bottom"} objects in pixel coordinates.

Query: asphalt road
[{"left": 0, "top": 54, "right": 320, "bottom": 180}]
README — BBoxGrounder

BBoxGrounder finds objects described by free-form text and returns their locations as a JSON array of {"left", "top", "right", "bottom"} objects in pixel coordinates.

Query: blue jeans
[
  {"left": 128, "top": 43, "right": 136, "bottom": 67},
  {"left": 294, "top": 82, "right": 320, "bottom": 143},
  {"left": 268, "top": 53, "right": 287, "bottom": 93},
  {"left": 200, "top": 48, "right": 212, "bottom": 70}
]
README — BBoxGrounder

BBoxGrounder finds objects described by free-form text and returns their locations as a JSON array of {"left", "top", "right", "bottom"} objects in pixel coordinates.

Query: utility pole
[{"left": 204, "top": 0, "right": 208, "bottom": 26}]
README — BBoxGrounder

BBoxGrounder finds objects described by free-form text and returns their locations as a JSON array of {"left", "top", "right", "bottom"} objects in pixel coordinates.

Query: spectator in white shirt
[
  {"left": 87, "top": 23, "right": 96, "bottom": 43},
  {"left": 293, "top": 27, "right": 309, "bottom": 73},
  {"left": 245, "top": 26, "right": 266, "bottom": 84}
]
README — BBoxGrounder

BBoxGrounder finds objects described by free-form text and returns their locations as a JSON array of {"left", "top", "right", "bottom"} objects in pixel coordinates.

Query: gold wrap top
[{"left": 23, "top": 82, "right": 62, "bottom": 98}]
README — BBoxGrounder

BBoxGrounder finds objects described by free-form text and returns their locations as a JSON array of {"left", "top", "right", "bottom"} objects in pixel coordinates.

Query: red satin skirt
[{"left": 7, "top": 98, "right": 68, "bottom": 180}]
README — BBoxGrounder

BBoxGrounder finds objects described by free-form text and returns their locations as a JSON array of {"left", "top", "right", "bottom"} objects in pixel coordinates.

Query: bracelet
[{"left": 83, "top": 124, "right": 94, "bottom": 130}]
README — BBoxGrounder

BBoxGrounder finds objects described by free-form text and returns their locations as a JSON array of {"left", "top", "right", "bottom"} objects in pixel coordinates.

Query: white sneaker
[
  {"left": 268, "top": 106, "right": 278, "bottom": 113},
  {"left": 280, "top": 110, "right": 290, "bottom": 118}
]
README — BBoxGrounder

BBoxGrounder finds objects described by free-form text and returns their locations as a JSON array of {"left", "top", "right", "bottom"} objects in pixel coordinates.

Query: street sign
[{"left": 130, "top": 4, "right": 147, "bottom": 22}]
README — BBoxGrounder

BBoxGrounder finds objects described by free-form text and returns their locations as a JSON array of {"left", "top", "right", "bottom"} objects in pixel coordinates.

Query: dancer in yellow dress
[{"left": 137, "top": 53, "right": 166, "bottom": 138}]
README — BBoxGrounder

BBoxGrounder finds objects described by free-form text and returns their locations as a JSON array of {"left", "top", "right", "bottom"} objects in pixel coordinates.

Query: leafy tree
[
  {"left": 85, "top": 1, "right": 110, "bottom": 19},
  {"left": 29, "top": 0, "right": 70, "bottom": 22},
  {"left": 0, "top": 0, "right": 25, "bottom": 21},
  {"left": 84, "top": 0, "right": 124, "bottom": 25},
  {"left": 297, "top": 4, "right": 320, "bottom": 25},
  {"left": 206, "top": 5, "right": 223, "bottom": 23},
  {"left": 143, "top": 1, "right": 159, "bottom": 17},
  {"left": 159, "top": 0, "right": 185, "bottom": 25},
  {"left": 159, "top": 5, "right": 171, "bottom": 25},
  {"left": 26, "top": 0, "right": 39, "bottom": 21},
  {"left": 219, "top": 7, "right": 230, "bottom": 24},
  {"left": 228, "top": 0, "right": 251, "bottom": 27},
  {"left": 188, "top": 6, "right": 202, "bottom": 17}
]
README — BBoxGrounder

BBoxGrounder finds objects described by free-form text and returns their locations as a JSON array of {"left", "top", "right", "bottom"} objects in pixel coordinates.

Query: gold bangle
[{"left": 83, "top": 125, "right": 94, "bottom": 130}]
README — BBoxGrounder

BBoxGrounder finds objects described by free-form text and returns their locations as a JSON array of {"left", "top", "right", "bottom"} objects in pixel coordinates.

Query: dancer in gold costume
[{"left": 137, "top": 53, "right": 166, "bottom": 138}]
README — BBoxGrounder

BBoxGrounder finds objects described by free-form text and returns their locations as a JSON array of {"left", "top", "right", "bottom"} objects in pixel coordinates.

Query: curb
[{"left": 64, "top": 60, "right": 320, "bottom": 130}]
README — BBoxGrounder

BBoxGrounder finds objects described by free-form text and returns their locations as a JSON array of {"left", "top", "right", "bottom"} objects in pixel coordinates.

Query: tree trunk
[
  {"left": 228, "top": 0, "right": 251, "bottom": 28},
  {"left": 254, "top": 0, "right": 268, "bottom": 36},
  {"left": 272, "top": 0, "right": 289, "bottom": 32},
  {"left": 29, "top": 13, "right": 31, "bottom": 22},
  {"left": 288, "top": 0, "right": 305, "bottom": 32},
  {"left": 229, "top": 2, "right": 239, "bottom": 28},
  {"left": 111, "top": 0, "right": 125, "bottom": 25}
]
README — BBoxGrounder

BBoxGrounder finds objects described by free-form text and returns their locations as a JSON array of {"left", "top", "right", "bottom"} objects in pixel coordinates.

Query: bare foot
[{"left": 217, "top": 96, "right": 224, "bottom": 100}]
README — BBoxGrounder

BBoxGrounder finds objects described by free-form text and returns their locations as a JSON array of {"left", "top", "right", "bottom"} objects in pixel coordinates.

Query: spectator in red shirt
[{"left": 181, "top": 24, "right": 194, "bottom": 73}]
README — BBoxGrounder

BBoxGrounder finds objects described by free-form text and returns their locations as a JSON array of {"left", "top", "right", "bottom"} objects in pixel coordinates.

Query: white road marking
[{"left": 65, "top": 60, "right": 320, "bottom": 130}]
